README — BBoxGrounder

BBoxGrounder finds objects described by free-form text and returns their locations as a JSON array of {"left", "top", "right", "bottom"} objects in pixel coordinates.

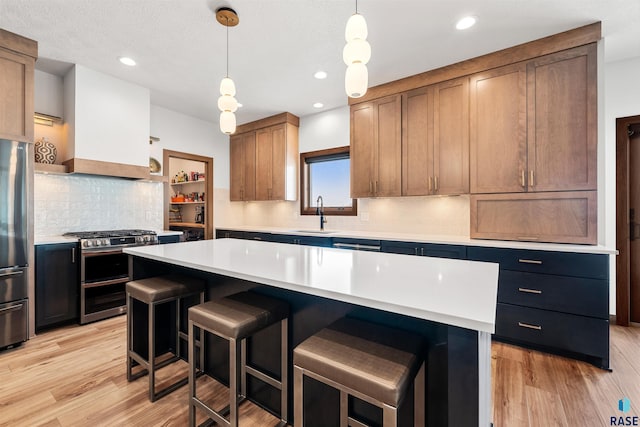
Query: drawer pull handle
[
  {"left": 0, "top": 270, "right": 23, "bottom": 279},
  {"left": 518, "top": 287, "right": 542, "bottom": 294},
  {"left": 518, "top": 259, "right": 542, "bottom": 265},
  {"left": 518, "top": 322, "right": 542, "bottom": 331}
]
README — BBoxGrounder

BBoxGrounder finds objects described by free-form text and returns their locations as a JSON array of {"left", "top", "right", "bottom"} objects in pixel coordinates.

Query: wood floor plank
[{"left": 1, "top": 316, "right": 639, "bottom": 426}]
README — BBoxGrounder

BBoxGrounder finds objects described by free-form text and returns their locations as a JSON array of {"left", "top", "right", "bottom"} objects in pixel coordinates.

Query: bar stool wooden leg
[
  {"left": 280, "top": 318, "right": 289, "bottom": 424},
  {"left": 340, "top": 391, "right": 348, "bottom": 427},
  {"left": 414, "top": 361, "right": 426, "bottom": 427},
  {"left": 148, "top": 301, "right": 156, "bottom": 402},
  {"left": 382, "top": 404, "right": 398, "bottom": 427},
  {"left": 293, "top": 366, "right": 304, "bottom": 427},
  {"left": 126, "top": 292, "right": 133, "bottom": 381},
  {"left": 229, "top": 338, "right": 241, "bottom": 427},
  {"left": 188, "top": 320, "right": 196, "bottom": 427}
]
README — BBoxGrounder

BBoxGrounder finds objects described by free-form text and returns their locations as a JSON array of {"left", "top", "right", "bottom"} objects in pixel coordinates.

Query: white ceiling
[{"left": 1, "top": 0, "right": 639, "bottom": 125}]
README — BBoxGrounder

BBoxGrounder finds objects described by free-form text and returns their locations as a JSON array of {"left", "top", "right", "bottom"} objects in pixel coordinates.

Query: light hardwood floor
[{"left": 1, "top": 316, "right": 638, "bottom": 426}]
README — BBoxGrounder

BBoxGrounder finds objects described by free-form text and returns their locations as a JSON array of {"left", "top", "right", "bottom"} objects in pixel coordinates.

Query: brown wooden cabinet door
[
  {"left": 374, "top": 94, "right": 402, "bottom": 197},
  {"left": 470, "top": 63, "right": 527, "bottom": 194},
  {"left": 402, "top": 87, "right": 433, "bottom": 196},
  {"left": 351, "top": 102, "right": 375, "bottom": 198},
  {"left": 0, "top": 48, "right": 34, "bottom": 142},
  {"left": 229, "top": 135, "right": 243, "bottom": 201},
  {"left": 526, "top": 45, "right": 597, "bottom": 192},
  {"left": 255, "top": 128, "right": 273, "bottom": 200},
  {"left": 229, "top": 133, "right": 256, "bottom": 201},
  {"left": 433, "top": 77, "right": 469, "bottom": 195},
  {"left": 270, "top": 124, "right": 286, "bottom": 200}
]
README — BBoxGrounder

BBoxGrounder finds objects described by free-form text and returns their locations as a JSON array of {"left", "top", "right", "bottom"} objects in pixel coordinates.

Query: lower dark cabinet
[
  {"left": 35, "top": 243, "right": 79, "bottom": 331},
  {"left": 381, "top": 240, "right": 466, "bottom": 259},
  {"left": 158, "top": 234, "right": 180, "bottom": 244}
]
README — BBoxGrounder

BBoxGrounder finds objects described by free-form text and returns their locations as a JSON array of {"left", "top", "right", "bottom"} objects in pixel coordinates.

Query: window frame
[{"left": 299, "top": 146, "right": 357, "bottom": 216}]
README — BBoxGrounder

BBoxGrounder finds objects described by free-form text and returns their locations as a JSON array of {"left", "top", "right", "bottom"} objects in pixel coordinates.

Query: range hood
[{"left": 61, "top": 65, "right": 153, "bottom": 180}]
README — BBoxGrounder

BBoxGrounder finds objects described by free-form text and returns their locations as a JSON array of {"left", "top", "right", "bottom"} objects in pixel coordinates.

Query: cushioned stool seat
[
  {"left": 188, "top": 291, "right": 289, "bottom": 427},
  {"left": 294, "top": 317, "right": 426, "bottom": 427},
  {"left": 126, "top": 274, "right": 205, "bottom": 402}
]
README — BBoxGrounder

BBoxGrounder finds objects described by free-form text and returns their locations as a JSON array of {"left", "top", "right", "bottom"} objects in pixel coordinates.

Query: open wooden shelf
[
  {"left": 35, "top": 163, "right": 68, "bottom": 174},
  {"left": 170, "top": 201, "right": 204, "bottom": 205},
  {"left": 169, "top": 222, "right": 205, "bottom": 229},
  {"left": 171, "top": 179, "right": 206, "bottom": 186}
]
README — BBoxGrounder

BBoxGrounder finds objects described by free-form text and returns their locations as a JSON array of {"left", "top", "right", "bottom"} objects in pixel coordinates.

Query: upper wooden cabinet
[
  {"left": 470, "top": 44, "right": 597, "bottom": 194},
  {"left": 230, "top": 113, "right": 299, "bottom": 202},
  {"left": 229, "top": 132, "right": 256, "bottom": 201},
  {"left": 526, "top": 45, "right": 597, "bottom": 192},
  {"left": 351, "top": 94, "right": 402, "bottom": 198},
  {"left": 0, "top": 29, "right": 37, "bottom": 143},
  {"left": 403, "top": 77, "right": 469, "bottom": 196}
]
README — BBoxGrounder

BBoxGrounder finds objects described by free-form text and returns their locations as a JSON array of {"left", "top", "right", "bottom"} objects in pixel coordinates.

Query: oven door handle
[{"left": 82, "top": 248, "right": 124, "bottom": 257}]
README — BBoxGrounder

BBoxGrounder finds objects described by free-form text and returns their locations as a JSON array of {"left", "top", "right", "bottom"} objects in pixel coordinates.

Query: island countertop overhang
[{"left": 124, "top": 239, "right": 499, "bottom": 334}]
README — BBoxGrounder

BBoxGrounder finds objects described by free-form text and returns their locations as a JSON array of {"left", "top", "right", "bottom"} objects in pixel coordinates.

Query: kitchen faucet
[{"left": 316, "top": 195, "right": 327, "bottom": 231}]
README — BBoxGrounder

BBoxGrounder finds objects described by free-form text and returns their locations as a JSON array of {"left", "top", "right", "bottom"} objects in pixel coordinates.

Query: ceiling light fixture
[
  {"left": 344, "top": 0, "right": 370, "bottom": 98},
  {"left": 314, "top": 71, "right": 327, "bottom": 79},
  {"left": 118, "top": 56, "right": 136, "bottom": 66},
  {"left": 313, "top": 102, "right": 324, "bottom": 108},
  {"left": 216, "top": 7, "right": 239, "bottom": 135},
  {"left": 455, "top": 16, "right": 477, "bottom": 30}
]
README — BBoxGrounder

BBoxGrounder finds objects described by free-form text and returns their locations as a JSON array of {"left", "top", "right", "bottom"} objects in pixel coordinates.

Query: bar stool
[
  {"left": 126, "top": 274, "right": 205, "bottom": 402},
  {"left": 293, "top": 317, "right": 426, "bottom": 427},
  {"left": 188, "top": 291, "right": 289, "bottom": 427}
]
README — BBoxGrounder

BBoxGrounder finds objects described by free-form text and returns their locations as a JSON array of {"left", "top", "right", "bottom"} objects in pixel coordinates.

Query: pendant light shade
[
  {"left": 345, "top": 62, "right": 368, "bottom": 98},
  {"left": 344, "top": 2, "right": 370, "bottom": 99},
  {"left": 219, "top": 77, "right": 236, "bottom": 97},
  {"left": 216, "top": 7, "right": 239, "bottom": 135},
  {"left": 345, "top": 13, "right": 368, "bottom": 41},
  {"left": 220, "top": 111, "right": 236, "bottom": 135}
]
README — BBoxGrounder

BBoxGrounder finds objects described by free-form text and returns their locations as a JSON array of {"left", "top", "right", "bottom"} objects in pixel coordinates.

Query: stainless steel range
[{"left": 63, "top": 230, "right": 158, "bottom": 324}]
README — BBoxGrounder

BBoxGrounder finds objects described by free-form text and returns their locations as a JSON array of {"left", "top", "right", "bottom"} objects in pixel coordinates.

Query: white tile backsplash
[{"left": 35, "top": 173, "right": 164, "bottom": 236}]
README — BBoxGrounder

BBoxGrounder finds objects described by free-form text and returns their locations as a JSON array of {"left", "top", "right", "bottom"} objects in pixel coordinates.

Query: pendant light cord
[
  {"left": 355, "top": 0, "right": 358, "bottom": 14},
  {"left": 226, "top": 17, "right": 229, "bottom": 78}
]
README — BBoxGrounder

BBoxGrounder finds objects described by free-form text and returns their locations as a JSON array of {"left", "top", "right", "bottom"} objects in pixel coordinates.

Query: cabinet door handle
[
  {"left": 521, "top": 170, "right": 526, "bottom": 188},
  {"left": 414, "top": 247, "right": 419, "bottom": 256},
  {"left": 518, "top": 287, "right": 542, "bottom": 294},
  {"left": 374, "top": 180, "right": 378, "bottom": 195},
  {"left": 420, "top": 247, "right": 424, "bottom": 256},
  {"left": 434, "top": 176, "right": 439, "bottom": 192},
  {"left": 518, "top": 259, "right": 542, "bottom": 265},
  {"left": 428, "top": 176, "right": 433, "bottom": 193},
  {"left": 369, "top": 181, "right": 373, "bottom": 195},
  {"left": 71, "top": 247, "right": 76, "bottom": 263},
  {"left": 529, "top": 170, "right": 535, "bottom": 187},
  {"left": 518, "top": 322, "right": 542, "bottom": 331}
]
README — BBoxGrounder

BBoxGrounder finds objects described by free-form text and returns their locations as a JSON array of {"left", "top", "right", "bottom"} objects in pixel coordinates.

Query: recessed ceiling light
[
  {"left": 313, "top": 102, "right": 324, "bottom": 108},
  {"left": 237, "top": 103, "right": 243, "bottom": 108},
  {"left": 314, "top": 71, "right": 327, "bottom": 79},
  {"left": 455, "top": 16, "right": 477, "bottom": 30},
  {"left": 118, "top": 56, "right": 137, "bottom": 66}
]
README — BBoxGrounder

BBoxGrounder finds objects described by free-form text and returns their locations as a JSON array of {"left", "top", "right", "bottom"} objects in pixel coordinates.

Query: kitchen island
[{"left": 125, "top": 239, "right": 499, "bottom": 427}]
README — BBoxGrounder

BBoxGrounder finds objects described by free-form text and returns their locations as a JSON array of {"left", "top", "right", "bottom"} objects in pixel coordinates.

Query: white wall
[
  {"left": 34, "top": 70, "right": 63, "bottom": 118},
  {"left": 150, "top": 104, "right": 244, "bottom": 228},
  {"left": 604, "top": 55, "right": 640, "bottom": 314}
]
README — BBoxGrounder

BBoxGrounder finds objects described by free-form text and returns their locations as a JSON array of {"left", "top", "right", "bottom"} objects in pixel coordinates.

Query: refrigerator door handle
[
  {"left": 0, "top": 303, "right": 23, "bottom": 314},
  {"left": 0, "top": 270, "right": 24, "bottom": 279}
]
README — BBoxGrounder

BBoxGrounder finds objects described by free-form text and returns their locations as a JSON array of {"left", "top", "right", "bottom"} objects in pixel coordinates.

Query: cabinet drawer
[
  {"left": 216, "top": 229, "right": 245, "bottom": 239},
  {"left": 381, "top": 241, "right": 467, "bottom": 259},
  {"left": 495, "top": 303, "right": 609, "bottom": 359},
  {"left": 498, "top": 271, "right": 608, "bottom": 318},
  {"left": 467, "top": 246, "right": 608, "bottom": 279}
]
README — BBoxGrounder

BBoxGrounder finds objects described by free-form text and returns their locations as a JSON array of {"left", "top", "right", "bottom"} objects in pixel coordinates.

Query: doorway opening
[
  {"left": 163, "top": 149, "right": 214, "bottom": 240},
  {"left": 616, "top": 114, "right": 640, "bottom": 326}
]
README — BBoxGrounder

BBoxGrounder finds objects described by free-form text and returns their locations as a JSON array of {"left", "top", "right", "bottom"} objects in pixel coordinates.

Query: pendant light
[
  {"left": 344, "top": 0, "right": 370, "bottom": 98},
  {"left": 216, "top": 7, "right": 239, "bottom": 135}
]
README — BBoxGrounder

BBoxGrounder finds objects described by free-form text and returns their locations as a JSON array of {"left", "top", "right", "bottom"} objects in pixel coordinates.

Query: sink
[{"left": 290, "top": 229, "right": 336, "bottom": 234}]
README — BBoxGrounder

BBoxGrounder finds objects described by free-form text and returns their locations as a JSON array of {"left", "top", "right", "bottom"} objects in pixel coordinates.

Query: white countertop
[
  {"left": 35, "top": 230, "right": 182, "bottom": 245},
  {"left": 124, "top": 239, "right": 500, "bottom": 334},
  {"left": 216, "top": 225, "right": 616, "bottom": 255}
]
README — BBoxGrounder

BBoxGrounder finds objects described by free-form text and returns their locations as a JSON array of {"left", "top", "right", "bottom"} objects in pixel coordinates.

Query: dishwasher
[{"left": 332, "top": 238, "right": 381, "bottom": 252}]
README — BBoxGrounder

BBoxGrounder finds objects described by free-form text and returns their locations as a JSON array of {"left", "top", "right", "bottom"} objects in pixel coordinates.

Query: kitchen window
[{"left": 300, "top": 146, "right": 357, "bottom": 216}]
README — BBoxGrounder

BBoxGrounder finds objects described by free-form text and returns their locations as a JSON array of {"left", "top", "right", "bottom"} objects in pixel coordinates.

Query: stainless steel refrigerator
[{"left": 0, "top": 139, "right": 29, "bottom": 349}]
